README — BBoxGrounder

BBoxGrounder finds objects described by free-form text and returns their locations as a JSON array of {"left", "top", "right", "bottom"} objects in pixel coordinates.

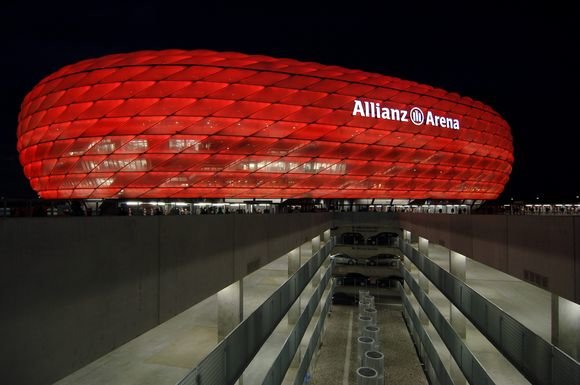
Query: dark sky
[{"left": 1, "top": 2, "right": 577, "bottom": 201}]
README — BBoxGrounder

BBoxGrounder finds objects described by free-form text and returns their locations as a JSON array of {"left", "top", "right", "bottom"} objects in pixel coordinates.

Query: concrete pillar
[
  {"left": 312, "top": 235, "right": 321, "bottom": 254},
  {"left": 323, "top": 229, "right": 331, "bottom": 242},
  {"left": 418, "top": 236, "right": 429, "bottom": 257},
  {"left": 288, "top": 247, "right": 301, "bottom": 325},
  {"left": 552, "top": 294, "right": 580, "bottom": 361},
  {"left": 449, "top": 250, "right": 466, "bottom": 281},
  {"left": 217, "top": 279, "right": 243, "bottom": 341},
  {"left": 403, "top": 229, "right": 411, "bottom": 243},
  {"left": 300, "top": 240, "right": 313, "bottom": 265},
  {"left": 449, "top": 250, "right": 467, "bottom": 340},
  {"left": 288, "top": 247, "right": 301, "bottom": 275}
]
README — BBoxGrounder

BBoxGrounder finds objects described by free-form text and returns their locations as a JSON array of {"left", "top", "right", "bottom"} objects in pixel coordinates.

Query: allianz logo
[{"left": 352, "top": 99, "right": 460, "bottom": 130}]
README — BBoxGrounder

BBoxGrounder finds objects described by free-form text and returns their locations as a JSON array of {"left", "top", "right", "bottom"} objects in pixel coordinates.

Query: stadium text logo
[{"left": 352, "top": 99, "right": 460, "bottom": 130}]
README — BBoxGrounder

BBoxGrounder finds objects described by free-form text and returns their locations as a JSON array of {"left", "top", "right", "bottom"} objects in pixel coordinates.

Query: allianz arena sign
[{"left": 353, "top": 99, "right": 460, "bottom": 130}]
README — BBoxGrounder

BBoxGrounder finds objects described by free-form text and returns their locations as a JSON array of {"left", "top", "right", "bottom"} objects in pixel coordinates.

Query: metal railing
[
  {"left": 177, "top": 238, "right": 335, "bottom": 385},
  {"left": 293, "top": 281, "right": 334, "bottom": 385},
  {"left": 400, "top": 241, "right": 580, "bottom": 385},
  {"left": 402, "top": 267, "right": 494, "bottom": 385},
  {"left": 400, "top": 284, "right": 454, "bottom": 385},
  {"left": 261, "top": 263, "right": 334, "bottom": 385}
]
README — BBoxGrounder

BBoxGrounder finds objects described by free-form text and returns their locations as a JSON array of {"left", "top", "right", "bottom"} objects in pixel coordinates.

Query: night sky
[{"left": 1, "top": 2, "right": 577, "bottom": 201}]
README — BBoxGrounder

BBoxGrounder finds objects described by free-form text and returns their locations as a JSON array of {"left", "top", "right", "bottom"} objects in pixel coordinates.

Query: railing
[
  {"left": 293, "top": 281, "right": 333, "bottom": 385},
  {"left": 400, "top": 241, "right": 580, "bottom": 385},
  {"left": 261, "top": 263, "right": 334, "bottom": 385},
  {"left": 400, "top": 284, "right": 454, "bottom": 385},
  {"left": 4, "top": 197, "right": 580, "bottom": 217},
  {"left": 177, "top": 238, "right": 335, "bottom": 385},
  {"left": 402, "top": 267, "right": 494, "bottom": 385}
]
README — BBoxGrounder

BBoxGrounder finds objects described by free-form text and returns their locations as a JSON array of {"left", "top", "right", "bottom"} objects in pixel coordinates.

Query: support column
[
  {"left": 300, "top": 240, "right": 313, "bottom": 264},
  {"left": 312, "top": 235, "right": 321, "bottom": 255},
  {"left": 418, "top": 236, "right": 429, "bottom": 257},
  {"left": 288, "top": 247, "right": 301, "bottom": 276},
  {"left": 552, "top": 294, "right": 580, "bottom": 361},
  {"left": 323, "top": 229, "right": 331, "bottom": 243},
  {"left": 449, "top": 250, "right": 466, "bottom": 281},
  {"left": 403, "top": 229, "right": 411, "bottom": 243},
  {"left": 217, "top": 279, "right": 243, "bottom": 341},
  {"left": 449, "top": 251, "right": 467, "bottom": 339}
]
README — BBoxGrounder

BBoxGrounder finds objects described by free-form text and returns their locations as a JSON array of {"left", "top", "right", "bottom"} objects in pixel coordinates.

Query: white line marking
[{"left": 342, "top": 309, "right": 353, "bottom": 385}]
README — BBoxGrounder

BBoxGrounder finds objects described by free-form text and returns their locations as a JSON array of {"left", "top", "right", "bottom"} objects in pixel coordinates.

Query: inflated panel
[{"left": 17, "top": 50, "right": 513, "bottom": 199}]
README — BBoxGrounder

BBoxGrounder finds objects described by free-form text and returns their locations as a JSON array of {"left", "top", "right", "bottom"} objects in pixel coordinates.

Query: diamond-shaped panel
[{"left": 17, "top": 50, "right": 513, "bottom": 199}]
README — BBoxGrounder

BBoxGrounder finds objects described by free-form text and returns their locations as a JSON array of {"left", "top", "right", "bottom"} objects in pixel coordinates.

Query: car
[
  {"left": 332, "top": 291, "right": 358, "bottom": 305},
  {"left": 365, "top": 253, "right": 400, "bottom": 266},
  {"left": 335, "top": 272, "right": 369, "bottom": 286},
  {"left": 376, "top": 276, "right": 404, "bottom": 288},
  {"left": 339, "top": 232, "right": 365, "bottom": 245},
  {"left": 330, "top": 253, "right": 358, "bottom": 265},
  {"left": 366, "top": 231, "right": 399, "bottom": 246}
]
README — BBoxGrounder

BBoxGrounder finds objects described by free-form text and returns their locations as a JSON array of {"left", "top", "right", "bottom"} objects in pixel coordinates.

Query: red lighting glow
[{"left": 17, "top": 50, "right": 513, "bottom": 199}]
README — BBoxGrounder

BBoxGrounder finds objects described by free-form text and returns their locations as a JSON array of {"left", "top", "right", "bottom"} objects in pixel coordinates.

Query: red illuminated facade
[{"left": 17, "top": 50, "right": 513, "bottom": 199}]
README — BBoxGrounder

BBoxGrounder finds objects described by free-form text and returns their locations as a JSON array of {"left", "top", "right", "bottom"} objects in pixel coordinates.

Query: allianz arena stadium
[{"left": 16, "top": 50, "right": 513, "bottom": 200}]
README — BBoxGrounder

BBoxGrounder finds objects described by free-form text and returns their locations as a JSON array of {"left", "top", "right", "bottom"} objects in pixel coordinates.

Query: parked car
[
  {"left": 376, "top": 276, "right": 404, "bottom": 288},
  {"left": 332, "top": 291, "right": 358, "bottom": 305},
  {"left": 335, "top": 273, "right": 369, "bottom": 286},
  {"left": 365, "top": 253, "right": 400, "bottom": 266},
  {"left": 331, "top": 253, "right": 358, "bottom": 265},
  {"left": 366, "top": 231, "right": 399, "bottom": 246},
  {"left": 339, "top": 232, "right": 365, "bottom": 245}
]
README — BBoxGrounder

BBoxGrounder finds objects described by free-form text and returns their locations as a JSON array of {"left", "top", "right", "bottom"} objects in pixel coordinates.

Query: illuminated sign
[{"left": 352, "top": 99, "right": 460, "bottom": 130}]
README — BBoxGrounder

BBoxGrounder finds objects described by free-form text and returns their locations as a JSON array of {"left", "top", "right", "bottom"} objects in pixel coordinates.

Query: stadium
[{"left": 17, "top": 50, "right": 513, "bottom": 200}]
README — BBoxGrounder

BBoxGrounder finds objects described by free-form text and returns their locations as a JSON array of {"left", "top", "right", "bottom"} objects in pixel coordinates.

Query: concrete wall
[
  {"left": 398, "top": 213, "right": 580, "bottom": 305},
  {"left": 331, "top": 211, "right": 401, "bottom": 230},
  {"left": 0, "top": 213, "right": 331, "bottom": 385}
]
